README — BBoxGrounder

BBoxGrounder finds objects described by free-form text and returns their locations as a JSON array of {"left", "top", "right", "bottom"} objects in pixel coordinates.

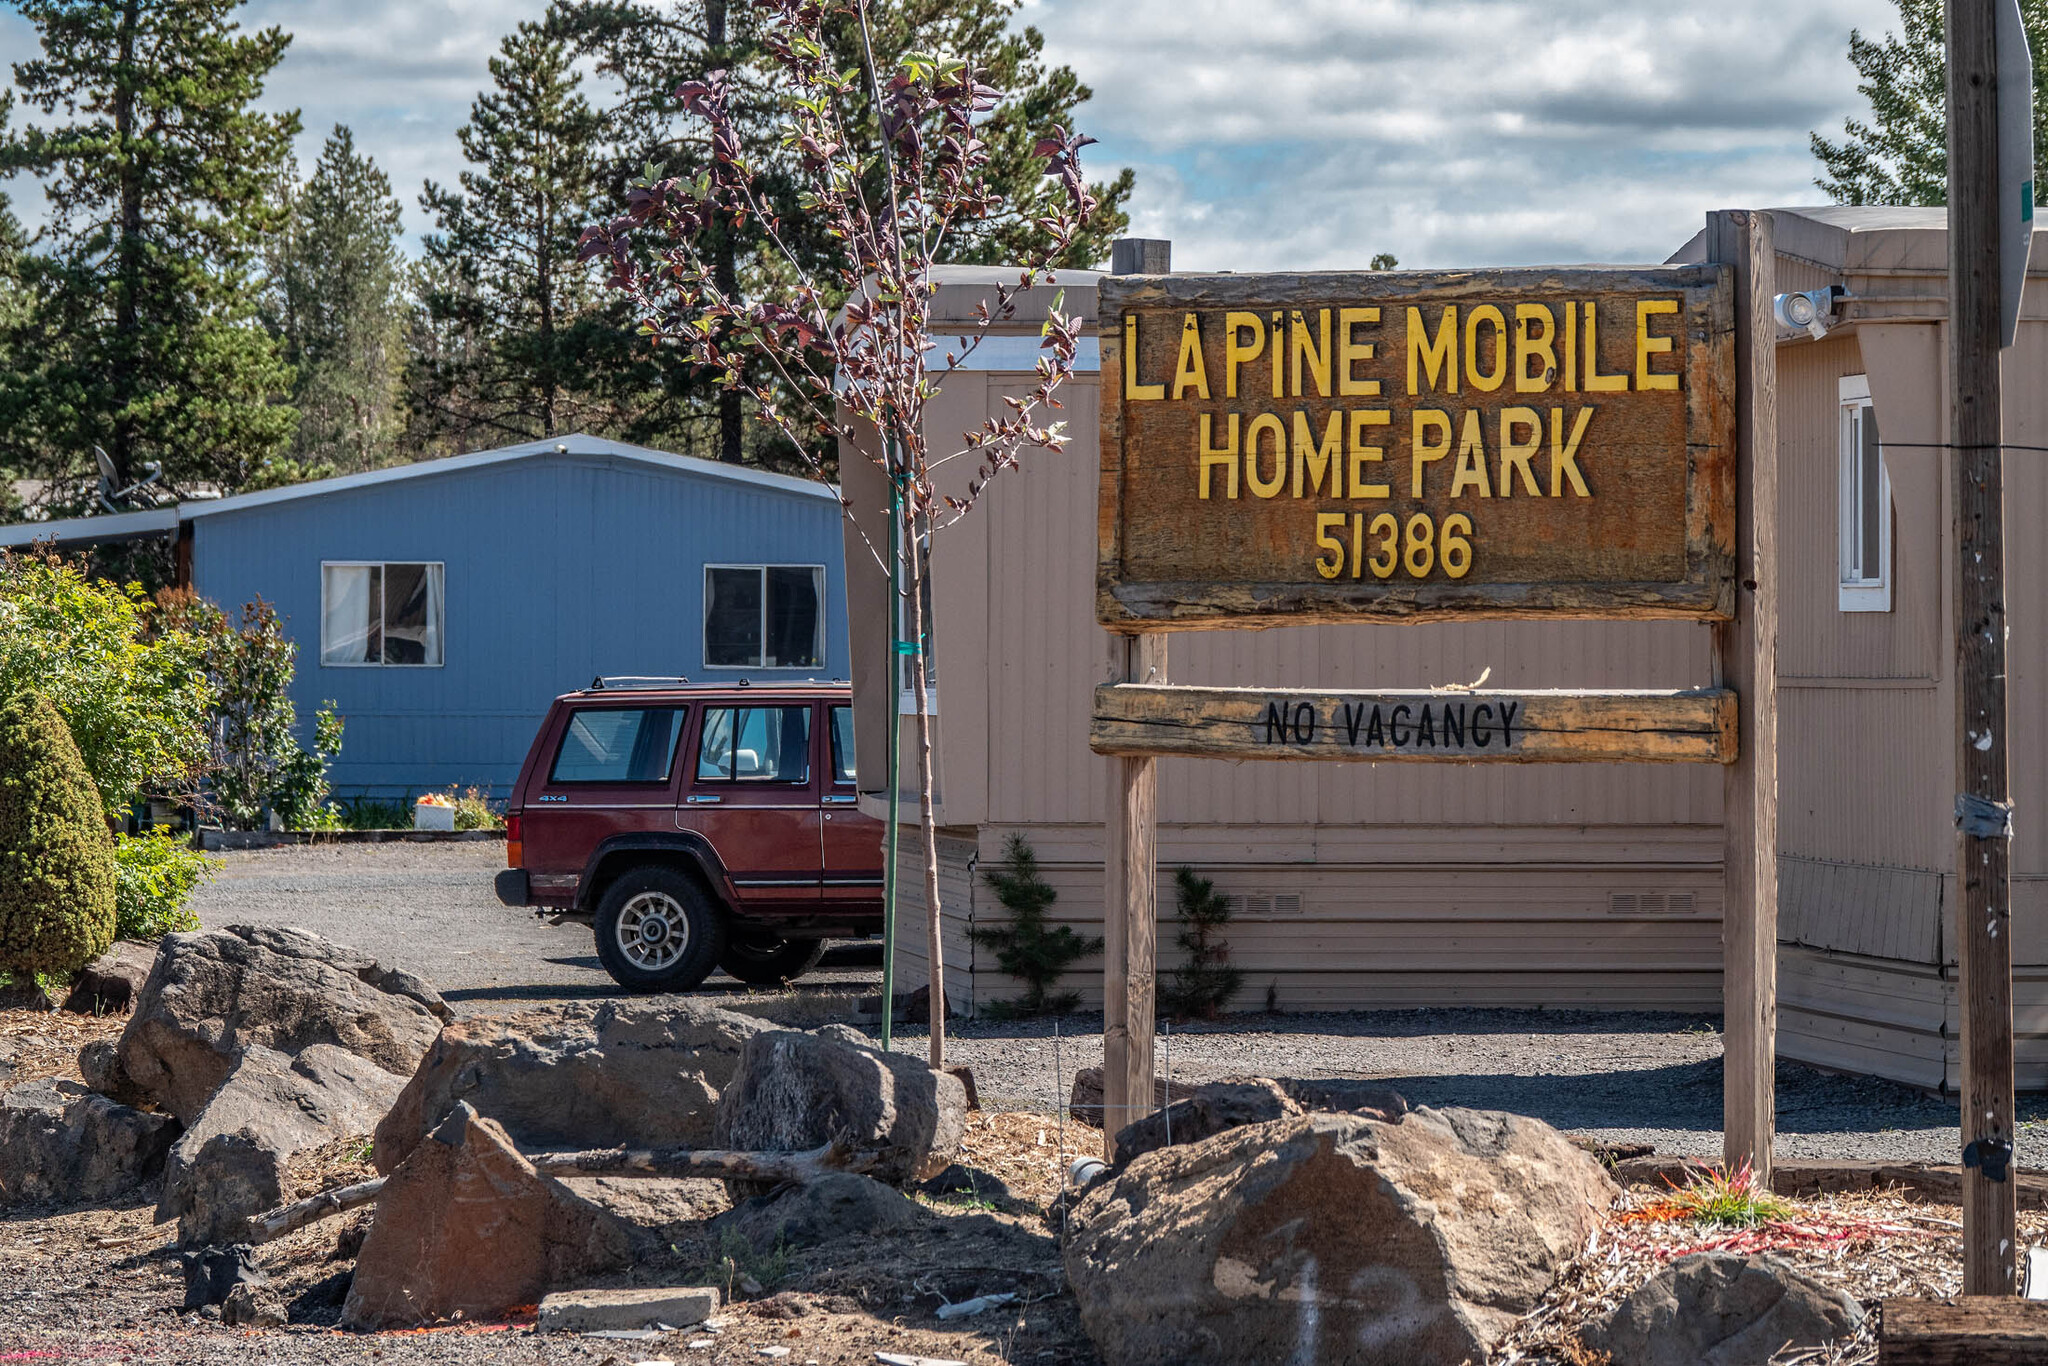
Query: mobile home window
[
  {"left": 1838, "top": 376, "right": 1892, "bottom": 612},
  {"left": 704, "top": 565, "right": 825, "bottom": 669},
  {"left": 321, "top": 562, "right": 445, "bottom": 665}
]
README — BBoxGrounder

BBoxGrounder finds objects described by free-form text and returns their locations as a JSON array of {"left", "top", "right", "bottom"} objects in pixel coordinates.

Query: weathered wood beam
[
  {"left": 248, "top": 1176, "right": 386, "bottom": 1244},
  {"left": 1090, "top": 684, "right": 1736, "bottom": 764},
  {"left": 1880, "top": 1298, "right": 2048, "bottom": 1364}
]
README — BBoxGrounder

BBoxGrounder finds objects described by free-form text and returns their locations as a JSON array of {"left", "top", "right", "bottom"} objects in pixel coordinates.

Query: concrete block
[{"left": 537, "top": 1286, "right": 721, "bottom": 1333}]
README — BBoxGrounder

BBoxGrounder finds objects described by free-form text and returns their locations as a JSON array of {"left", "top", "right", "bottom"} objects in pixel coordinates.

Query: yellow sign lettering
[
  {"left": 1406, "top": 306, "right": 1458, "bottom": 395},
  {"left": 1411, "top": 409, "right": 1453, "bottom": 497},
  {"left": 1635, "top": 299, "right": 1679, "bottom": 391}
]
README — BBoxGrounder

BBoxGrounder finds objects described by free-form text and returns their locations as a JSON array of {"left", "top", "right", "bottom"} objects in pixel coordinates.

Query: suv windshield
[
  {"left": 549, "top": 707, "right": 684, "bottom": 783},
  {"left": 696, "top": 705, "right": 812, "bottom": 783}
]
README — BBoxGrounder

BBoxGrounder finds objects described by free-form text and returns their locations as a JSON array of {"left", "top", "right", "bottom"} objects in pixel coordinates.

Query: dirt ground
[{"left": 0, "top": 1005, "right": 2029, "bottom": 1366}]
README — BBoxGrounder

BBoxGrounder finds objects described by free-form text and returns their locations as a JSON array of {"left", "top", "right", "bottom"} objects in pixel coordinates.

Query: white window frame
[
  {"left": 895, "top": 578, "right": 939, "bottom": 716},
  {"left": 702, "top": 563, "right": 828, "bottom": 671},
  {"left": 1838, "top": 375, "right": 1893, "bottom": 613},
  {"left": 319, "top": 560, "right": 446, "bottom": 668}
]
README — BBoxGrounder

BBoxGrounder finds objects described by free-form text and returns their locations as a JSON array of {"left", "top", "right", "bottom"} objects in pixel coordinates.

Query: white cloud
[
  {"left": 1, "top": 0, "right": 1908, "bottom": 268},
  {"left": 1028, "top": 0, "right": 1904, "bottom": 268}
]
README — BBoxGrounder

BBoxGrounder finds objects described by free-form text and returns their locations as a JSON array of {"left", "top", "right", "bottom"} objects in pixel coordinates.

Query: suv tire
[
  {"left": 719, "top": 932, "right": 827, "bottom": 986},
  {"left": 593, "top": 866, "right": 726, "bottom": 993}
]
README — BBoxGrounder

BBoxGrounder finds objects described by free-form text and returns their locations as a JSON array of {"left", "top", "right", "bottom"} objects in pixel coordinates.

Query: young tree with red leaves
[{"left": 581, "top": 0, "right": 1099, "bottom": 1067}]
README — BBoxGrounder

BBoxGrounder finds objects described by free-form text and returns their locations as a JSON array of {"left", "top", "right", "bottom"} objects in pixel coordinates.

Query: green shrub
[
  {"left": 111, "top": 831, "right": 217, "bottom": 940},
  {"left": 970, "top": 833, "right": 1101, "bottom": 1017},
  {"left": 155, "top": 592, "right": 344, "bottom": 829},
  {"left": 0, "top": 551, "right": 212, "bottom": 819},
  {"left": 1158, "top": 867, "right": 1244, "bottom": 1021},
  {"left": 335, "top": 794, "right": 410, "bottom": 830},
  {"left": 435, "top": 786, "right": 503, "bottom": 831},
  {"left": 0, "top": 690, "right": 117, "bottom": 977}
]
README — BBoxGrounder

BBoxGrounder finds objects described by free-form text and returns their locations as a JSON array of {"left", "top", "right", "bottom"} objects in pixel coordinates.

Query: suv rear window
[
  {"left": 550, "top": 707, "right": 685, "bottom": 784},
  {"left": 696, "top": 705, "right": 811, "bottom": 783}
]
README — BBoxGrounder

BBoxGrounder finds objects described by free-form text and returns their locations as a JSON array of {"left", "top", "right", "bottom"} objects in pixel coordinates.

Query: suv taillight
[{"left": 506, "top": 815, "right": 522, "bottom": 867}]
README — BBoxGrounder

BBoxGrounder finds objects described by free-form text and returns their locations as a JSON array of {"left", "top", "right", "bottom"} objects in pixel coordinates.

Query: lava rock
[
  {"left": 1064, "top": 1106, "right": 1619, "bottom": 1366},
  {"left": 712, "top": 1172, "right": 928, "bottom": 1252},
  {"left": 1112, "top": 1077, "right": 1301, "bottom": 1164},
  {"left": 62, "top": 940, "right": 158, "bottom": 1015},
  {"left": 181, "top": 1243, "right": 265, "bottom": 1310},
  {"left": 340, "top": 1102, "right": 630, "bottom": 1331},
  {"left": 1580, "top": 1253, "right": 1866, "bottom": 1366},
  {"left": 713, "top": 1028, "right": 967, "bottom": 1188},
  {"left": 159, "top": 1043, "right": 404, "bottom": 1245},
  {"left": 116, "top": 924, "right": 446, "bottom": 1123},
  {"left": 0, "top": 1078, "right": 178, "bottom": 1208},
  {"left": 373, "top": 998, "right": 768, "bottom": 1174}
]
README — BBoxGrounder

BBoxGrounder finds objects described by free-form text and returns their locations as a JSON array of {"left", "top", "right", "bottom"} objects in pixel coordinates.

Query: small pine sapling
[
  {"left": 1160, "top": 867, "right": 1244, "bottom": 1021},
  {"left": 970, "top": 834, "right": 1101, "bottom": 1017}
]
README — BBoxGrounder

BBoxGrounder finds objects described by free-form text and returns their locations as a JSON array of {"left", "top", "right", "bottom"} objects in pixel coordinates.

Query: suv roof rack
[{"left": 584, "top": 676, "right": 849, "bottom": 691}]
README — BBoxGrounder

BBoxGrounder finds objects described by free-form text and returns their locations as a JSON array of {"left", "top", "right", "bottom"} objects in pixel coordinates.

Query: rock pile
[
  {"left": 373, "top": 998, "right": 768, "bottom": 1172},
  {"left": 0, "top": 1078, "right": 176, "bottom": 1207}
]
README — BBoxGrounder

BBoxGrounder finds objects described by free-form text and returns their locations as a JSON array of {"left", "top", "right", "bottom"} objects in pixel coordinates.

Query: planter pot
[{"left": 413, "top": 803, "right": 456, "bottom": 832}]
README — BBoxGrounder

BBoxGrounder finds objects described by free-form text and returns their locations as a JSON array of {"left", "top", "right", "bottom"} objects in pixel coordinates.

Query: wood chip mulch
[{"left": 0, "top": 1005, "right": 126, "bottom": 1087}]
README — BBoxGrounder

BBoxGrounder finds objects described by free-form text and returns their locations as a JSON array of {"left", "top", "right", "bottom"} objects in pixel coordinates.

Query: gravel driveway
[{"left": 191, "top": 840, "right": 2048, "bottom": 1167}]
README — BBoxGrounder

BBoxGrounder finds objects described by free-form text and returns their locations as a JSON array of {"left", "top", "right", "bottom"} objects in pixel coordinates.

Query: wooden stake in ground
[
  {"left": 1706, "top": 208, "right": 1779, "bottom": 1187},
  {"left": 1946, "top": 0, "right": 2020, "bottom": 1298}
]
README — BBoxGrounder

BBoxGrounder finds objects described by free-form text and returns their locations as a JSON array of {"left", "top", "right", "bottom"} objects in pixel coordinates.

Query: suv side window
[
  {"left": 549, "top": 707, "right": 685, "bottom": 784},
  {"left": 696, "top": 705, "right": 812, "bottom": 783},
  {"left": 830, "top": 706, "right": 855, "bottom": 784}
]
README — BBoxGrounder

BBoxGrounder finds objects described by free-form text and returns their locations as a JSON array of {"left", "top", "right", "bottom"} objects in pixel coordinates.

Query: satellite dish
[
  {"left": 94, "top": 445, "right": 116, "bottom": 484},
  {"left": 93, "top": 446, "right": 165, "bottom": 513}
]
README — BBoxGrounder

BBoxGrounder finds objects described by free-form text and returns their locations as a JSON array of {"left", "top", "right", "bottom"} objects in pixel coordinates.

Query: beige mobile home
[{"left": 842, "top": 208, "right": 2048, "bottom": 1091}]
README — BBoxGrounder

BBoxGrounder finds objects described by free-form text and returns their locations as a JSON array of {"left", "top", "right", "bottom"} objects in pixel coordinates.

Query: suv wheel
[
  {"left": 593, "top": 867, "right": 726, "bottom": 993},
  {"left": 719, "top": 932, "right": 827, "bottom": 986}
]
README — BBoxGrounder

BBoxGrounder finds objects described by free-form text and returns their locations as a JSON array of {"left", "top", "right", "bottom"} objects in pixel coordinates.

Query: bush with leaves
[
  {"left": 112, "top": 831, "right": 217, "bottom": 940},
  {"left": 1159, "top": 867, "right": 1243, "bottom": 1021},
  {"left": 0, "top": 690, "right": 117, "bottom": 979},
  {"left": 0, "top": 550, "right": 212, "bottom": 820},
  {"left": 156, "top": 591, "right": 345, "bottom": 829},
  {"left": 970, "top": 833, "right": 1100, "bottom": 1017}
]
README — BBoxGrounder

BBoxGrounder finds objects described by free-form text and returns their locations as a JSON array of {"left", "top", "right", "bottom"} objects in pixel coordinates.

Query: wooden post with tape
[
  {"left": 1706, "top": 208, "right": 1779, "bottom": 1186},
  {"left": 1101, "top": 236, "right": 1171, "bottom": 1160}
]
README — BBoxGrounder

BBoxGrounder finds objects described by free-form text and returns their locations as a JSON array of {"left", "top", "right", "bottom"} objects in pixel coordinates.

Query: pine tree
[
  {"left": 0, "top": 0, "right": 299, "bottom": 498},
  {"left": 411, "top": 19, "right": 613, "bottom": 448},
  {"left": 559, "top": 0, "right": 1132, "bottom": 467},
  {"left": 970, "top": 833, "right": 1101, "bottom": 1016},
  {"left": 1813, "top": 0, "right": 2048, "bottom": 205},
  {"left": 1159, "top": 867, "right": 1243, "bottom": 1021},
  {"left": 268, "top": 126, "right": 407, "bottom": 475}
]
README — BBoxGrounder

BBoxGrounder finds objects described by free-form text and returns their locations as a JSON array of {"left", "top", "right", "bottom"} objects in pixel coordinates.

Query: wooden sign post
[{"left": 1093, "top": 239, "right": 1777, "bottom": 1172}]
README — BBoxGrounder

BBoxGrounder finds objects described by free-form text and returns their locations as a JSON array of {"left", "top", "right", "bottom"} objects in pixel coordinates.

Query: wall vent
[
  {"left": 1224, "top": 892, "right": 1304, "bottom": 918},
  {"left": 1608, "top": 890, "right": 1698, "bottom": 918}
]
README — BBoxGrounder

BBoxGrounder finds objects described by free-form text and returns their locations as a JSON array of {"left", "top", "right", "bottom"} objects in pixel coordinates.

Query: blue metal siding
[{"left": 189, "top": 453, "right": 849, "bottom": 798}]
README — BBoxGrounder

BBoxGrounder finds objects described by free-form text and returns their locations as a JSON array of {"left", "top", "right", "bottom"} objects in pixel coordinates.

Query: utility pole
[{"left": 1946, "top": 0, "right": 2025, "bottom": 1297}]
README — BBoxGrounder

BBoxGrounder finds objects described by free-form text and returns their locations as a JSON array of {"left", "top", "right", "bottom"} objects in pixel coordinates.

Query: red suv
[{"left": 495, "top": 678, "right": 885, "bottom": 992}]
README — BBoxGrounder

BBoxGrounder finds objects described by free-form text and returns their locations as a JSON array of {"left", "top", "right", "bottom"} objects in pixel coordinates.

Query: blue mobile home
[{"left": 4, "top": 436, "right": 852, "bottom": 797}]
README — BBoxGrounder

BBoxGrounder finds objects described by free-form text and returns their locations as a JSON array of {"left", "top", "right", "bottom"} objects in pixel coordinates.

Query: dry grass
[
  {"left": 0, "top": 1006, "right": 126, "bottom": 1087},
  {"left": 1497, "top": 1180, "right": 2045, "bottom": 1365}
]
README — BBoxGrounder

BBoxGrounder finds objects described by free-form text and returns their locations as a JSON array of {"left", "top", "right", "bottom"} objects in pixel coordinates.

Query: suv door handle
[
  {"left": 684, "top": 794, "right": 723, "bottom": 805},
  {"left": 822, "top": 794, "right": 857, "bottom": 805}
]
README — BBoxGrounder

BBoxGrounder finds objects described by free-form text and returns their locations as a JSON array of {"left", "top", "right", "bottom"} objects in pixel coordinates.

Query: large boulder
[
  {"left": 712, "top": 1172, "right": 929, "bottom": 1252},
  {"left": 1580, "top": 1253, "right": 1866, "bottom": 1366},
  {"left": 713, "top": 1028, "right": 967, "bottom": 1187},
  {"left": 116, "top": 924, "right": 447, "bottom": 1122},
  {"left": 0, "top": 1078, "right": 178, "bottom": 1208},
  {"left": 159, "top": 1043, "right": 406, "bottom": 1245},
  {"left": 340, "top": 1102, "right": 631, "bottom": 1331},
  {"left": 373, "top": 999, "right": 768, "bottom": 1174},
  {"left": 62, "top": 940, "right": 158, "bottom": 1015},
  {"left": 1064, "top": 1107, "right": 1618, "bottom": 1366}
]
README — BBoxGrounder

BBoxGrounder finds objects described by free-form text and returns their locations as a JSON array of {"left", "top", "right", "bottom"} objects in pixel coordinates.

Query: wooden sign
[
  {"left": 1097, "top": 266, "right": 1737, "bottom": 629},
  {"left": 1090, "top": 684, "right": 1736, "bottom": 764}
]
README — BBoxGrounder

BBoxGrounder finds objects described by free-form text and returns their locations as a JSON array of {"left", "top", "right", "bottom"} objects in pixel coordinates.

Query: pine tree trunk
[
  {"left": 904, "top": 524, "right": 945, "bottom": 1067},
  {"left": 707, "top": 0, "right": 743, "bottom": 465},
  {"left": 109, "top": 0, "right": 143, "bottom": 487}
]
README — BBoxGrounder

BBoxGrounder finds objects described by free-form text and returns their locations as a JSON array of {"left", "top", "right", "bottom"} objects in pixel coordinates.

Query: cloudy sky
[{"left": 0, "top": 0, "right": 1902, "bottom": 270}]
